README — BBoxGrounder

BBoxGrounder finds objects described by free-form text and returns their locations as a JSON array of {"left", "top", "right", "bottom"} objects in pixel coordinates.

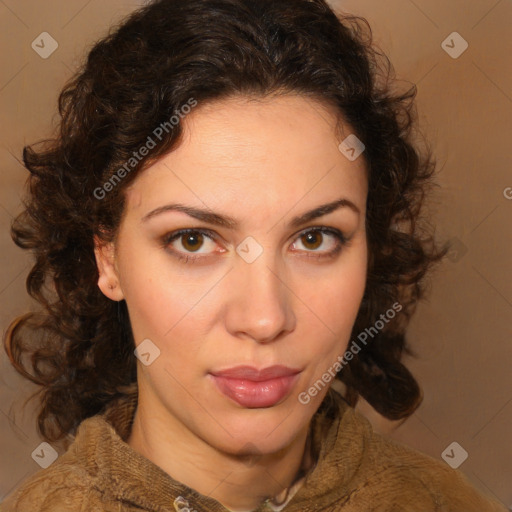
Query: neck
[{"left": 126, "top": 393, "right": 315, "bottom": 511}]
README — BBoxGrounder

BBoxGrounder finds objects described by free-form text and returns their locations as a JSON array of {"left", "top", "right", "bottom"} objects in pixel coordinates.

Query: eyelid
[
  {"left": 162, "top": 228, "right": 220, "bottom": 252},
  {"left": 289, "top": 226, "right": 347, "bottom": 256},
  {"left": 295, "top": 225, "right": 345, "bottom": 240},
  {"left": 162, "top": 225, "right": 348, "bottom": 263}
]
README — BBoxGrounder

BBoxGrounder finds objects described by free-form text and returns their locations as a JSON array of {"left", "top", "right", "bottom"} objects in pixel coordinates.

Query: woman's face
[{"left": 96, "top": 94, "right": 368, "bottom": 455}]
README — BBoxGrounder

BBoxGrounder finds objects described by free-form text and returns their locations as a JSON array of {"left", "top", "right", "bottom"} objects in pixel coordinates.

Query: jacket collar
[{"left": 69, "top": 383, "right": 366, "bottom": 511}]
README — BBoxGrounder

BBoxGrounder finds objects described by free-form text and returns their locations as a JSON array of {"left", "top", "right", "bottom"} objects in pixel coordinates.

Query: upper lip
[{"left": 210, "top": 365, "right": 301, "bottom": 381}]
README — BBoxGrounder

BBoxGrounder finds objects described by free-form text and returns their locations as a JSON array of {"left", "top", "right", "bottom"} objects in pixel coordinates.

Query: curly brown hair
[{"left": 4, "top": 0, "right": 446, "bottom": 443}]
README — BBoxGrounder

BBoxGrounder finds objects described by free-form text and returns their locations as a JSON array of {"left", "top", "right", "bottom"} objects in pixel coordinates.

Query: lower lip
[{"left": 210, "top": 373, "right": 300, "bottom": 408}]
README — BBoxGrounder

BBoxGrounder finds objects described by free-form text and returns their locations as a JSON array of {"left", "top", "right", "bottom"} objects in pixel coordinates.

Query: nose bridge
[{"left": 224, "top": 244, "right": 294, "bottom": 342}]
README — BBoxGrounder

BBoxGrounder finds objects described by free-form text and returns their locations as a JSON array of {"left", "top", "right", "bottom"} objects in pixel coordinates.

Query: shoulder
[
  {"left": 0, "top": 416, "right": 113, "bottom": 512},
  {"left": 335, "top": 398, "right": 507, "bottom": 511},
  {"left": 0, "top": 461, "right": 95, "bottom": 512}
]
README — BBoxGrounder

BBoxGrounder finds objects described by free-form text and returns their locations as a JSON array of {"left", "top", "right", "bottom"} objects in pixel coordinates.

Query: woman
[{"left": 1, "top": 0, "right": 506, "bottom": 510}]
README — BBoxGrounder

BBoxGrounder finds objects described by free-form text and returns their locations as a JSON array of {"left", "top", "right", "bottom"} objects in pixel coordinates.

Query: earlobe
[{"left": 94, "top": 236, "right": 125, "bottom": 302}]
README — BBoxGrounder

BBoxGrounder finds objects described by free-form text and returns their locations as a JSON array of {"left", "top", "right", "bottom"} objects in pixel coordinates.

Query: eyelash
[{"left": 161, "top": 227, "right": 348, "bottom": 264}]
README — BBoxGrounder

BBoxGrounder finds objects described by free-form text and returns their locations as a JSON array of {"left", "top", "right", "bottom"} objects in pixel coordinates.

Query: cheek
[
  {"left": 118, "top": 245, "right": 221, "bottom": 350},
  {"left": 322, "top": 266, "right": 366, "bottom": 329},
  {"left": 123, "top": 276, "right": 210, "bottom": 342},
  {"left": 298, "top": 242, "right": 367, "bottom": 361},
  {"left": 312, "top": 236, "right": 367, "bottom": 319}
]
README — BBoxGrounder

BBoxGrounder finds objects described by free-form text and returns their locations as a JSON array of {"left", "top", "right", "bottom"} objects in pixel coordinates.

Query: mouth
[{"left": 208, "top": 365, "right": 302, "bottom": 408}]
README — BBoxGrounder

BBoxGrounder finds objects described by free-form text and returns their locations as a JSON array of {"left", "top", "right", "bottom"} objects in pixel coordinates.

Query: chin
[{"left": 205, "top": 407, "right": 306, "bottom": 456}]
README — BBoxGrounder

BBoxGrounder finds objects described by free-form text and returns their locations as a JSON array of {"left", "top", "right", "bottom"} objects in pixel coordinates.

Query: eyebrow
[{"left": 141, "top": 198, "right": 360, "bottom": 229}]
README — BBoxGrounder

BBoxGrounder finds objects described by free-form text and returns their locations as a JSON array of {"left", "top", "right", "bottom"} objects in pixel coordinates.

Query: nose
[{"left": 224, "top": 252, "right": 296, "bottom": 344}]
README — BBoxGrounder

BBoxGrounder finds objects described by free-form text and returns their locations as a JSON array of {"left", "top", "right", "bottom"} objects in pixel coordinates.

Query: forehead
[{"left": 125, "top": 94, "right": 367, "bottom": 221}]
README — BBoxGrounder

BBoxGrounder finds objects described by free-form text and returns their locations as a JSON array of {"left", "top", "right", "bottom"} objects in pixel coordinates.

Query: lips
[{"left": 209, "top": 365, "right": 301, "bottom": 408}]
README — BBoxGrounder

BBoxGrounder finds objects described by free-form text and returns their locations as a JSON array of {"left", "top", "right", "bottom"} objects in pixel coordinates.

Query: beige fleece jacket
[{"left": 1, "top": 387, "right": 507, "bottom": 511}]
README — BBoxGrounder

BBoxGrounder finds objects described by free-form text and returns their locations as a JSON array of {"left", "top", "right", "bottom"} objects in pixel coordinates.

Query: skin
[{"left": 94, "top": 94, "right": 368, "bottom": 511}]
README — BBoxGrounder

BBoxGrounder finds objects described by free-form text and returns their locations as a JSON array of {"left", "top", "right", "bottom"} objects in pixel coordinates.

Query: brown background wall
[{"left": 0, "top": 0, "right": 510, "bottom": 507}]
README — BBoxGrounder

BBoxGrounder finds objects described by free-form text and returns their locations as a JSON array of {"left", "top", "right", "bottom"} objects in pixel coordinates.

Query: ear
[{"left": 94, "top": 235, "right": 125, "bottom": 301}]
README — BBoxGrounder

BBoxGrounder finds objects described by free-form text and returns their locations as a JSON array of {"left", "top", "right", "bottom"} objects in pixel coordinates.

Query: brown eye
[
  {"left": 290, "top": 227, "right": 347, "bottom": 259},
  {"left": 181, "top": 232, "right": 204, "bottom": 252},
  {"left": 300, "top": 231, "right": 323, "bottom": 250},
  {"left": 162, "top": 228, "right": 221, "bottom": 264}
]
